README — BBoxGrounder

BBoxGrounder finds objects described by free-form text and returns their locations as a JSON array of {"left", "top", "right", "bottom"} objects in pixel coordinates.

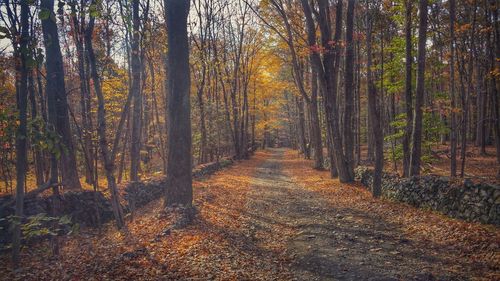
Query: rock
[
  {"left": 354, "top": 166, "right": 499, "bottom": 226},
  {"left": 121, "top": 247, "right": 148, "bottom": 260},
  {"left": 160, "top": 228, "right": 171, "bottom": 236}
]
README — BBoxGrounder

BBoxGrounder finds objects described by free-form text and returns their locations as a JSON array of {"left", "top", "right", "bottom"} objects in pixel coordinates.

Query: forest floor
[
  {"left": 358, "top": 144, "right": 500, "bottom": 185},
  {"left": 1, "top": 149, "right": 499, "bottom": 280}
]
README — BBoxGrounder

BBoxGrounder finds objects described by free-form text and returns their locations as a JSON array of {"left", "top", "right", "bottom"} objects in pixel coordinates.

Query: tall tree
[
  {"left": 317, "top": 0, "right": 354, "bottom": 182},
  {"left": 12, "top": 0, "right": 29, "bottom": 267},
  {"left": 40, "top": 0, "right": 82, "bottom": 189},
  {"left": 130, "top": 0, "right": 143, "bottom": 181},
  {"left": 164, "top": 0, "right": 193, "bottom": 206},
  {"left": 85, "top": 1, "right": 125, "bottom": 229},
  {"left": 449, "top": 0, "right": 457, "bottom": 177},
  {"left": 409, "top": 0, "right": 429, "bottom": 176},
  {"left": 68, "top": 0, "right": 93, "bottom": 185},
  {"left": 365, "top": 0, "right": 383, "bottom": 197},
  {"left": 343, "top": 0, "right": 356, "bottom": 175},
  {"left": 310, "top": 67, "right": 324, "bottom": 169},
  {"left": 489, "top": 0, "right": 500, "bottom": 177},
  {"left": 403, "top": 0, "right": 413, "bottom": 177}
]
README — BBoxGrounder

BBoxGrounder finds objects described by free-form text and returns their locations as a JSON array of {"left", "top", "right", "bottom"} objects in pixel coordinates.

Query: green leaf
[
  {"left": 39, "top": 9, "right": 51, "bottom": 20},
  {"left": 89, "top": 3, "right": 100, "bottom": 18},
  {"left": 26, "top": 57, "right": 37, "bottom": 68}
]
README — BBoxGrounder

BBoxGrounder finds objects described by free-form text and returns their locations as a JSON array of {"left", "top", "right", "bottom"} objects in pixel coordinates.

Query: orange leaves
[
  {"left": 308, "top": 40, "right": 346, "bottom": 55},
  {"left": 309, "top": 44, "right": 324, "bottom": 54},
  {"left": 283, "top": 149, "right": 500, "bottom": 280}
]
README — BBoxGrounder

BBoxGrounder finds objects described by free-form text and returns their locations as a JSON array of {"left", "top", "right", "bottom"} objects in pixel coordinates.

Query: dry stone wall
[{"left": 355, "top": 166, "right": 500, "bottom": 226}]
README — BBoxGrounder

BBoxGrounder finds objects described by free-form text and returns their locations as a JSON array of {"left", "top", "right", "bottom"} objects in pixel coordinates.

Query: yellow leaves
[
  {"left": 490, "top": 67, "right": 500, "bottom": 78},
  {"left": 102, "top": 69, "right": 128, "bottom": 117},
  {"left": 456, "top": 23, "right": 472, "bottom": 35}
]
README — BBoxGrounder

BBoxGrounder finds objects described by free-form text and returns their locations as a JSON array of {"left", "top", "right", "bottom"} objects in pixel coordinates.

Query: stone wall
[
  {"left": 0, "top": 191, "right": 114, "bottom": 246},
  {"left": 0, "top": 157, "right": 235, "bottom": 247},
  {"left": 125, "top": 157, "right": 234, "bottom": 210},
  {"left": 355, "top": 166, "right": 500, "bottom": 226}
]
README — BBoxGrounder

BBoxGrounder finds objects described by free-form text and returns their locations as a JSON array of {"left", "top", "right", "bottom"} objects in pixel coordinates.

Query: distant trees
[{"left": 260, "top": 0, "right": 500, "bottom": 195}]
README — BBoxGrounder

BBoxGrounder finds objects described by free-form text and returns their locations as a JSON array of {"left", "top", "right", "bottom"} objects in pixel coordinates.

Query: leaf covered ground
[{"left": 1, "top": 149, "right": 499, "bottom": 280}]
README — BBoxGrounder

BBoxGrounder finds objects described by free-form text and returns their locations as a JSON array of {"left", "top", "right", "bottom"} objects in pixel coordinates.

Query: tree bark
[
  {"left": 41, "top": 0, "right": 82, "bottom": 190},
  {"left": 85, "top": 10, "right": 125, "bottom": 229},
  {"left": 69, "top": 1, "right": 93, "bottom": 185},
  {"left": 489, "top": 0, "right": 500, "bottom": 177},
  {"left": 130, "top": 0, "right": 143, "bottom": 182},
  {"left": 302, "top": 0, "right": 351, "bottom": 181},
  {"left": 28, "top": 70, "right": 45, "bottom": 185},
  {"left": 366, "top": 3, "right": 383, "bottom": 198},
  {"left": 310, "top": 67, "right": 324, "bottom": 169},
  {"left": 296, "top": 96, "right": 310, "bottom": 159},
  {"left": 12, "top": 0, "right": 29, "bottom": 267},
  {"left": 319, "top": 0, "right": 353, "bottom": 182},
  {"left": 343, "top": 0, "right": 356, "bottom": 174},
  {"left": 164, "top": 0, "right": 193, "bottom": 207},
  {"left": 403, "top": 0, "right": 413, "bottom": 177},
  {"left": 409, "top": 0, "right": 428, "bottom": 177},
  {"left": 449, "top": 0, "right": 458, "bottom": 177}
]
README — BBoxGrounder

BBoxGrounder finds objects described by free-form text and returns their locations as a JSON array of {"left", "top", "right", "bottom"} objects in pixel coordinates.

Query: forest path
[
  {"left": 2, "top": 149, "right": 498, "bottom": 280},
  {"left": 244, "top": 148, "right": 492, "bottom": 280}
]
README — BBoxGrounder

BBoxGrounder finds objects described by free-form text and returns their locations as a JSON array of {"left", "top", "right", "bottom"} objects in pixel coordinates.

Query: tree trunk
[
  {"left": 343, "top": 0, "right": 356, "bottom": 174},
  {"left": 130, "top": 0, "right": 143, "bottom": 182},
  {"left": 12, "top": 0, "right": 29, "bottom": 267},
  {"left": 403, "top": 0, "right": 413, "bottom": 177},
  {"left": 296, "top": 96, "right": 310, "bottom": 159},
  {"left": 41, "top": 0, "right": 82, "bottom": 190},
  {"left": 366, "top": 4, "right": 383, "bottom": 198},
  {"left": 449, "top": 0, "right": 458, "bottom": 177},
  {"left": 409, "top": 0, "right": 428, "bottom": 177},
  {"left": 310, "top": 67, "right": 324, "bottom": 169},
  {"left": 69, "top": 2, "right": 94, "bottom": 185},
  {"left": 490, "top": 0, "right": 500, "bottom": 177},
  {"left": 458, "top": 54, "right": 468, "bottom": 178},
  {"left": 164, "top": 0, "right": 193, "bottom": 207},
  {"left": 28, "top": 70, "right": 45, "bottom": 185},
  {"left": 85, "top": 11, "right": 125, "bottom": 229},
  {"left": 303, "top": 0, "right": 351, "bottom": 181},
  {"left": 197, "top": 70, "right": 208, "bottom": 164}
]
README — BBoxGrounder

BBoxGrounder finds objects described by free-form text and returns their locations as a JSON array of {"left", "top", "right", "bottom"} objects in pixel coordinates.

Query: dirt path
[
  {"left": 244, "top": 148, "right": 498, "bottom": 280},
  {"left": 1, "top": 148, "right": 498, "bottom": 280}
]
